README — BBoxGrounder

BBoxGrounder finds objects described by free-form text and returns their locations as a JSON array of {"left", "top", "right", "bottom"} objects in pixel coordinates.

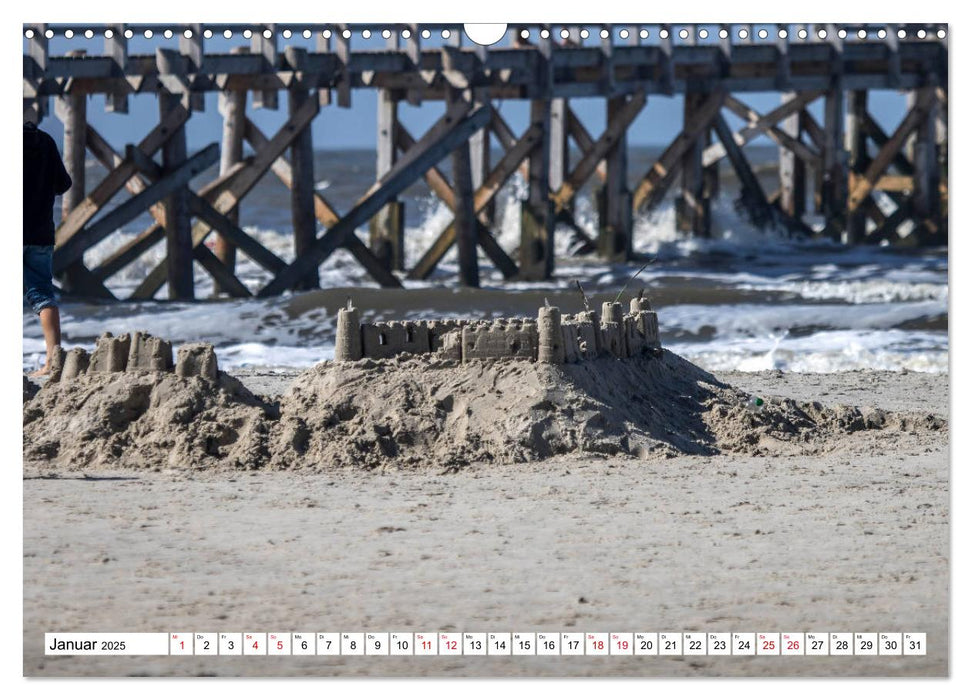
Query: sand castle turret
[
  {"left": 629, "top": 297, "right": 661, "bottom": 350},
  {"left": 335, "top": 304, "right": 363, "bottom": 362},
  {"left": 538, "top": 306, "right": 566, "bottom": 364}
]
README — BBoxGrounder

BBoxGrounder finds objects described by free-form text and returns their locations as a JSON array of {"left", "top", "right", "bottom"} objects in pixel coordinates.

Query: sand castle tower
[
  {"left": 335, "top": 302, "right": 363, "bottom": 362},
  {"left": 538, "top": 306, "right": 565, "bottom": 364}
]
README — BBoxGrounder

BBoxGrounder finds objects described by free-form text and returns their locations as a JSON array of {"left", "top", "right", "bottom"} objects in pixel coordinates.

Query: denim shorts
[{"left": 23, "top": 245, "right": 58, "bottom": 313}]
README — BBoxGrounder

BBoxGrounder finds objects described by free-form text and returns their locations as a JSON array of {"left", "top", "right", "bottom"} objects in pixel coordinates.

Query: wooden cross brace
[
  {"left": 632, "top": 90, "right": 726, "bottom": 212},
  {"left": 258, "top": 101, "right": 492, "bottom": 297}
]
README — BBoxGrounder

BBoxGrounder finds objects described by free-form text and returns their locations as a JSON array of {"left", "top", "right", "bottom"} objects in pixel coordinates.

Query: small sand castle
[
  {"left": 335, "top": 299, "right": 661, "bottom": 364},
  {"left": 45, "top": 332, "right": 219, "bottom": 383}
]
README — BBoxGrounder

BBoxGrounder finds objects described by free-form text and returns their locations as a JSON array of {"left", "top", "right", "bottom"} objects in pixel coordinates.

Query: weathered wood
[
  {"left": 54, "top": 102, "right": 190, "bottom": 250},
  {"left": 54, "top": 51, "right": 93, "bottom": 295},
  {"left": 552, "top": 91, "right": 645, "bottom": 211},
  {"left": 394, "top": 122, "right": 518, "bottom": 280},
  {"left": 243, "top": 117, "right": 401, "bottom": 288},
  {"left": 632, "top": 90, "right": 724, "bottom": 211},
  {"left": 56, "top": 54, "right": 87, "bottom": 220},
  {"left": 704, "top": 91, "right": 823, "bottom": 168},
  {"left": 912, "top": 87, "right": 941, "bottom": 229},
  {"left": 251, "top": 25, "right": 279, "bottom": 110},
  {"left": 85, "top": 138, "right": 251, "bottom": 284},
  {"left": 520, "top": 99, "right": 554, "bottom": 281},
  {"left": 679, "top": 93, "right": 709, "bottom": 236},
  {"left": 845, "top": 90, "right": 869, "bottom": 243},
  {"left": 549, "top": 97, "right": 569, "bottom": 197},
  {"left": 847, "top": 89, "right": 934, "bottom": 212},
  {"left": 712, "top": 113, "right": 773, "bottom": 227},
  {"left": 719, "top": 95, "right": 822, "bottom": 168},
  {"left": 371, "top": 88, "right": 403, "bottom": 271},
  {"left": 867, "top": 201, "right": 912, "bottom": 244},
  {"left": 820, "top": 83, "right": 846, "bottom": 236},
  {"left": 133, "top": 96, "right": 320, "bottom": 299},
  {"left": 192, "top": 244, "right": 251, "bottom": 297},
  {"left": 600, "top": 93, "right": 634, "bottom": 260},
  {"left": 187, "top": 192, "right": 286, "bottom": 274},
  {"left": 258, "top": 103, "right": 490, "bottom": 296},
  {"left": 778, "top": 92, "right": 806, "bottom": 219},
  {"left": 243, "top": 118, "right": 339, "bottom": 227},
  {"left": 158, "top": 91, "right": 196, "bottom": 300},
  {"left": 92, "top": 224, "right": 164, "bottom": 282},
  {"left": 53, "top": 143, "right": 219, "bottom": 274},
  {"left": 564, "top": 106, "right": 607, "bottom": 183},
  {"left": 861, "top": 112, "right": 914, "bottom": 175},
  {"left": 469, "top": 104, "right": 493, "bottom": 224},
  {"left": 452, "top": 129, "right": 480, "bottom": 287},
  {"left": 288, "top": 61, "right": 319, "bottom": 290},
  {"left": 214, "top": 46, "right": 247, "bottom": 294},
  {"left": 406, "top": 123, "right": 542, "bottom": 280}
]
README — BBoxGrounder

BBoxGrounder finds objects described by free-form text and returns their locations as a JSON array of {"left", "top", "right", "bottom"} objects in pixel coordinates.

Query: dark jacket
[{"left": 24, "top": 122, "right": 72, "bottom": 246}]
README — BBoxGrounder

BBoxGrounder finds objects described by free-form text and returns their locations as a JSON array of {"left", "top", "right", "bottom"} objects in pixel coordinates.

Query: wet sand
[{"left": 22, "top": 369, "right": 948, "bottom": 677}]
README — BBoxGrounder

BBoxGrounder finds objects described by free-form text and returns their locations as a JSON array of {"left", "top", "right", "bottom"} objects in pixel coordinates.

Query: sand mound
[
  {"left": 23, "top": 350, "right": 945, "bottom": 473},
  {"left": 268, "top": 351, "right": 945, "bottom": 471},
  {"left": 23, "top": 371, "right": 276, "bottom": 471}
]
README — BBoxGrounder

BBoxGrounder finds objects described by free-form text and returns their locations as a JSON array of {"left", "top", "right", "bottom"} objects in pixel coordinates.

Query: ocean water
[{"left": 22, "top": 148, "right": 948, "bottom": 375}]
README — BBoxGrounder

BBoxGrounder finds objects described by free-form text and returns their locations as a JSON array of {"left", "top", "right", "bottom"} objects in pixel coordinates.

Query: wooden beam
[
  {"left": 520, "top": 99, "right": 554, "bottom": 281},
  {"left": 53, "top": 143, "right": 219, "bottom": 274},
  {"left": 679, "top": 93, "right": 710, "bottom": 236},
  {"left": 287, "top": 60, "right": 319, "bottom": 290},
  {"left": 632, "top": 90, "right": 725, "bottom": 211},
  {"left": 132, "top": 96, "right": 320, "bottom": 299},
  {"left": 244, "top": 117, "right": 401, "bottom": 288},
  {"left": 54, "top": 102, "right": 191, "bottom": 251},
  {"left": 549, "top": 97, "right": 569, "bottom": 197},
  {"left": 703, "top": 91, "right": 823, "bottom": 168},
  {"left": 452, "top": 121, "right": 480, "bottom": 287},
  {"left": 158, "top": 91, "right": 195, "bottom": 300},
  {"left": 192, "top": 244, "right": 251, "bottom": 297},
  {"left": 600, "top": 93, "right": 635, "bottom": 259},
  {"left": 91, "top": 224, "right": 164, "bottom": 281},
  {"left": 847, "top": 89, "right": 934, "bottom": 212},
  {"left": 820, "top": 82, "right": 846, "bottom": 234},
  {"left": 187, "top": 193, "right": 286, "bottom": 275},
  {"left": 845, "top": 90, "right": 869, "bottom": 243},
  {"left": 370, "top": 88, "right": 403, "bottom": 271},
  {"left": 866, "top": 201, "right": 912, "bottom": 244},
  {"left": 778, "top": 92, "right": 806, "bottom": 219},
  {"left": 214, "top": 45, "right": 248, "bottom": 294},
  {"left": 84, "top": 136, "right": 250, "bottom": 284},
  {"left": 54, "top": 50, "right": 93, "bottom": 295},
  {"left": 551, "top": 91, "right": 646, "bottom": 211},
  {"left": 564, "top": 107, "right": 607, "bottom": 182},
  {"left": 407, "top": 123, "right": 542, "bottom": 280},
  {"left": 718, "top": 94, "right": 822, "bottom": 168},
  {"left": 258, "top": 103, "right": 491, "bottom": 296},
  {"left": 861, "top": 112, "right": 914, "bottom": 175},
  {"left": 395, "top": 122, "right": 518, "bottom": 280},
  {"left": 712, "top": 113, "right": 773, "bottom": 227},
  {"left": 912, "top": 87, "right": 941, "bottom": 228}
]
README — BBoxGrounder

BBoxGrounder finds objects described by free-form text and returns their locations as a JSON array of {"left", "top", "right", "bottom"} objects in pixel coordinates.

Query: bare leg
[{"left": 30, "top": 306, "right": 61, "bottom": 377}]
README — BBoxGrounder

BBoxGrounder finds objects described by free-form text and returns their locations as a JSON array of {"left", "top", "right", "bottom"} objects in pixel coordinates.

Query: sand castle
[
  {"left": 334, "top": 299, "right": 661, "bottom": 364},
  {"left": 46, "top": 332, "right": 219, "bottom": 383}
]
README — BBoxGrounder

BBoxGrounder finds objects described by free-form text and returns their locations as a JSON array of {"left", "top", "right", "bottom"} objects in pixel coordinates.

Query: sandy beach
[{"left": 22, "top": 367, "right": 948, "bottom": 677}]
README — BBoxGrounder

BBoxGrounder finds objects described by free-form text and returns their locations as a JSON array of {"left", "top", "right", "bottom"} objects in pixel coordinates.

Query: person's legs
[
  {"left": 24, "top": 245, "right": 61, "bottom": 376},
  {"left": 35, "top": 306, "right": 61, "bottom": 376}
]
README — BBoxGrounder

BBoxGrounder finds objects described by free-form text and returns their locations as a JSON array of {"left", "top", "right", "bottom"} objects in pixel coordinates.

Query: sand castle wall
[{"left": 336, "top": 300, "right": 661, "bottom": 365}]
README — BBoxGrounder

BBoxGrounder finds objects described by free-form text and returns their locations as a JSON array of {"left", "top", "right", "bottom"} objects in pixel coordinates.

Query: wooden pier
[{"left": 23, "top": 23, "right": 948, "bottom": 300}]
